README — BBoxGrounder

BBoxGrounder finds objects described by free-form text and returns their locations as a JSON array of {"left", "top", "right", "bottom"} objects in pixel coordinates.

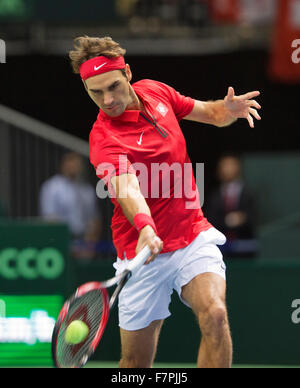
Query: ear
[{"left": 125, "top": 64, "right": 132, "bottom": 82}]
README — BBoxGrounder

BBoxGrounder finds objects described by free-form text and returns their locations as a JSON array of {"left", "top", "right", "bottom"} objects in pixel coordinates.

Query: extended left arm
[{"left": 184, "top": 87, "right": 261, "bottom": 128}]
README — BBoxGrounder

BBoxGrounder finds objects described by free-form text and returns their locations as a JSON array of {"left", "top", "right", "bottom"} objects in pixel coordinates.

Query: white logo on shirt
[
  {"left": 137, "top": 131, "right": 144, "bottom": 146},
  {"left": 156, "top": 102, "right": 168, "bottom": 117}
]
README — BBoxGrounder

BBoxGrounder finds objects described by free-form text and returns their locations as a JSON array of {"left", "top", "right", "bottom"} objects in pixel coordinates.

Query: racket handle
[{"left": 127, "top": 245, "right": 152, "bottom": 273}]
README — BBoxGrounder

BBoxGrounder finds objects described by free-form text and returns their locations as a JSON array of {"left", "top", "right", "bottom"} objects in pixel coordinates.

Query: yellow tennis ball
[{"left": 65, "top": 320, "right": 89, "bottom": 345}]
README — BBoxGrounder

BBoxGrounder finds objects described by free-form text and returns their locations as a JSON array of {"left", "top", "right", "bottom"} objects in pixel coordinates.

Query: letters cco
[{"left": 0, "top": 247, "right": 65, "bottom": 280}]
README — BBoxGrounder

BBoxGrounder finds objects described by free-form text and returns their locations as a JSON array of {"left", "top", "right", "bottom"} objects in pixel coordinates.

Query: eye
[{"left": 109, "top": 82, "right": 119, "bottom": 91}]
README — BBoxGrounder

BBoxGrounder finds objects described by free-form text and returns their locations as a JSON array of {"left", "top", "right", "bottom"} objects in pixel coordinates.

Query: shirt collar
[
  {"left": 99, "top": 109, "right": 140, "bottom": 122},
  {"left": 98, "top": 84, "right": 150, "bottom": 123}
]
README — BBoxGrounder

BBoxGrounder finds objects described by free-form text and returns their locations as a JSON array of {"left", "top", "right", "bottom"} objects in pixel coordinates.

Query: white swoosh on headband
[{"left": 94, "top": 63, "right": 107, "bottom": 71}]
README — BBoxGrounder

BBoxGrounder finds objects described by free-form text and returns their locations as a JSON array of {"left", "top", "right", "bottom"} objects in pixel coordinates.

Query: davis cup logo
[{"left": 156, "top": 102, "right": 168, "bottom": 117}]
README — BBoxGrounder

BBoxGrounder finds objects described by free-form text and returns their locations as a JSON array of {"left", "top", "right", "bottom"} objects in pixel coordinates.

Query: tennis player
[{"left": 69, "top": 36, "right": 261, "bottom": 368}]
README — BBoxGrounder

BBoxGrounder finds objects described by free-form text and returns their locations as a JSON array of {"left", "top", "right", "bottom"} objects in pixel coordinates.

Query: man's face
[
  {"left": 217, "top": 157, "right": 241, "bottom": 183},
  {"left": 84, "top": 65, "right": 132, "bottom": 117},
  {"left": 62, "top": 156, "right": 83, "bottom": 180}
]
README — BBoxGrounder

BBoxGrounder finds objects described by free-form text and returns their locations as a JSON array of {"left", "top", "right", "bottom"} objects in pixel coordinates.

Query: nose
[{"left": 103, "top": 93, "right": 114, "bottom": 107}]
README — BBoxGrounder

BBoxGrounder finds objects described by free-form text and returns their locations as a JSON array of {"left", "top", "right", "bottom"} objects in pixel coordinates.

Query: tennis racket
[{"left": 51, "top": 245, "right": 152, "bottom": 368}]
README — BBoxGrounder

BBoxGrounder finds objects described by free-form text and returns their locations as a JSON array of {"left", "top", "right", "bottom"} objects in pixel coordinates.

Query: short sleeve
[
  {"left": 156, "top": 82, "right": 195, "bottom": 121},
  {"left": 90, "top": 140, "right": 136, "bottom": 196}
]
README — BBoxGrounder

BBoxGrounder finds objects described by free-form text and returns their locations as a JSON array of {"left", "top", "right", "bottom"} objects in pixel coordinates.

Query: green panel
[
  {"left": 0, "top": 220, "right": 70, "bottom": 294},
  {"left": 0, "top": 295, "right": 63, "bottom": 366},
  {"left": 242, "top": 152, "right": 300, "bottom": 225},
  {"left": 226, "top": 260, "right": 300, "bottom": 365},
  {"left": 242, "top": 153, "right": 300, "bottom": 259},
  {"left": 0, "top": 0, "right": 34, "bottom": 21},
  {"left": 258, "top": 226, "right": 300, "bottom": 259}
]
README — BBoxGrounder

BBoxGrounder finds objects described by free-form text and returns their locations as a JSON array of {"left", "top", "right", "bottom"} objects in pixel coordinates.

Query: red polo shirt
[{"left": 90, "top": 79, "right": 212, "bottom": 259}]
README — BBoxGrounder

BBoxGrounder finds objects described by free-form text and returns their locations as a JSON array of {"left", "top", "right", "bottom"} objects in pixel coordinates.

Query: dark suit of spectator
[{"left": 206, "top": 155, "right": 259, "bottom": 259}]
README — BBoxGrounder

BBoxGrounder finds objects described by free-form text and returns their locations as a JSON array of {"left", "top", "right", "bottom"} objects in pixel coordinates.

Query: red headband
[{"left": 79, "top": 56, "right": 126, "bottom": 80}]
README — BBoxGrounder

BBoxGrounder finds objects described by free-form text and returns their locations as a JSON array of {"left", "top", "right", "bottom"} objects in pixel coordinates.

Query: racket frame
[
  {"left": 51, "top": 282, "right": 110, "bottom": 368},
  {"left": 52, "top": 245, "right": 152, "bottom": 368}
]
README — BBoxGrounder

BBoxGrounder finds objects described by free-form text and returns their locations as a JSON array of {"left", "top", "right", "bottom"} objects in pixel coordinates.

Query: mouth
[{"left": 105, "top": 104, "right": 119, "bottom": 112}]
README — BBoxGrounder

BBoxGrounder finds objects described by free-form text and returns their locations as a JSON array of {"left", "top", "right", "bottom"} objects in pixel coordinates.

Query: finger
[
  {"left": 145, "top": 249, "right": 157, "bottom": 264},
  {"left": 248, "top": 100, "right": 261, "bottom": 110},
  {"left": 247, "top": 113, "right": 254, "bottom": 128},
  {"left": 145, "top": 255, "right": 155, "bottom": 265},
  {"left": 249, "top": 108, "right": 261, "bottom": 121},
  {"left": 145, "top": 237, "right": 163, "bottom": 264},
  {"left": 153, "top": 236, "right": 163, "bottom": 253},
  {"left": 227, "top": 86, "right": 235, "bottom": 99},
  {"left": 242, "top": 91, "right": 260, "bottom": 100}
]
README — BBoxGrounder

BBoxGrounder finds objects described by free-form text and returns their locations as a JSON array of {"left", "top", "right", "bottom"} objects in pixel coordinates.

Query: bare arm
[
  {"left": 184, "top": 99, "right": 237, "bottom": 128},
  {"left": 110, "top": 173, "right": 163, "bottom": 263},
  {"left": 184, "top": 87, "right": 261, "bottom": 128}
]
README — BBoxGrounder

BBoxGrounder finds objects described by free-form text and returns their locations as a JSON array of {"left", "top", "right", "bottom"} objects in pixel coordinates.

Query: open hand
[{"left": 224, "top": 87, "right": 261, "bottom": 128}]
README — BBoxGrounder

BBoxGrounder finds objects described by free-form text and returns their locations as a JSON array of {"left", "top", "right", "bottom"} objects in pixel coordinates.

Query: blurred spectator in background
[
  {"left": 39, "top": 152, "right": 102, "bottom": 259},
  {"left": 119, "top": 0, "right": 275, "bottom": 35},
  {"left": 208, "top": 0, "right": 275, "bottom": 25},
  {"left": 206, "top": 154, "right": 259, "bottom": 259},
  {"left": 121, "top": 0, "right": 209, "bottom": 35}
]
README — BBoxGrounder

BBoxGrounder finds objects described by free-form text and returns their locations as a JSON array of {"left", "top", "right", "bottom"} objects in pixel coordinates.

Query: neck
[{"left": 126, "top": 85, "right": 145, "bottom": 112}]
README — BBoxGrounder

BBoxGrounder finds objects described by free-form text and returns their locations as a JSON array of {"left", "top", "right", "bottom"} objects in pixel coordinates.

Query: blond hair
[{"left": 69, "top": 36, "right": 126, "bottom": 74}]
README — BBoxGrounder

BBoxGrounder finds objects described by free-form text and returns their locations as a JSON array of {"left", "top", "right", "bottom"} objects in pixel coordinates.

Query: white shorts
[{"left": 113, "top": 227, "right": 227, "bottom": 331}]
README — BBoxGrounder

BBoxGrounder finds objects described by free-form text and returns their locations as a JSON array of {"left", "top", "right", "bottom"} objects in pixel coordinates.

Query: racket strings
[{"left": 56, "top": 290, "right": 104, "bottom": 368}]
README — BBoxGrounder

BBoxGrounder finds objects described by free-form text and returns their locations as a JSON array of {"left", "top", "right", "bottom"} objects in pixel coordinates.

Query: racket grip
[{"left": 127, "top": 245, "right": 152, "bottom": 273}]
